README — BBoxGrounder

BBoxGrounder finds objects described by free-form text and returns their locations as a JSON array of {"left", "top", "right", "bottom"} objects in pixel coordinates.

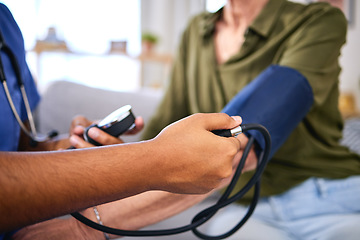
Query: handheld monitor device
[{"left": 84, "top": 105, "right": 136, "bottom": 146}]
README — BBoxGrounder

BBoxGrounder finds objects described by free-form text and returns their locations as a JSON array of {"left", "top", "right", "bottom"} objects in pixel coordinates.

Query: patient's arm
[
  {"left": 13, "top": 191, "right": 210, "bottom": 240},
  {"left": 99, "top": 191, "right": 210, "bottom": 234}
]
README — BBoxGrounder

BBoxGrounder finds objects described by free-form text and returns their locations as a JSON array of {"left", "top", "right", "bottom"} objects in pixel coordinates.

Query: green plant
[{"left": 141, "top": 32, "right": 158, "bottom": 44}]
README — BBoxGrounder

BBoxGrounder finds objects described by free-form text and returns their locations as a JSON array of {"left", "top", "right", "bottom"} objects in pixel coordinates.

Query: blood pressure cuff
[{"left": 222, "top": 65, "right": 314, "bottom": 158}]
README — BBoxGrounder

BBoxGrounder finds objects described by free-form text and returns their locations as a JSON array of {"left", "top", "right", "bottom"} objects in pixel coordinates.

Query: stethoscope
[{"left": 0, "top": 30, "right": 58, "bottom": 146}]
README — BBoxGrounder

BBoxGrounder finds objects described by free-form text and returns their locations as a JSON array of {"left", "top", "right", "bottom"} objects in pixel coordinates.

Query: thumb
[{"left": 202, "top": 113, "right": 242, "bottom": 131}]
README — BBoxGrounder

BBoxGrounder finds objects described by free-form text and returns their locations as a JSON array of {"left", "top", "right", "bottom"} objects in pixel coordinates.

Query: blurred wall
[
  {"left": 339, "top": 1, "right": 360, "bottom": 111},
  {"left": 140, "top": 0, "right": 205, "bottom": 55}
]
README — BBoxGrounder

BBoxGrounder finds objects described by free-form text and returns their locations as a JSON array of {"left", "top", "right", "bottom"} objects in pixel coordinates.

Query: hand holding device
[
  {"left": 69, "top": 105, "right": 136, "bottom": 149},
  {"left": 84, "top": 105, "right": 136, "bottom": 146}
]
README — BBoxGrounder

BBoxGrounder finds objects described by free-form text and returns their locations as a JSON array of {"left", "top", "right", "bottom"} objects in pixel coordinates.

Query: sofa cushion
[{"left": 35, "top": 80, "right": 163, "bottom": 142}]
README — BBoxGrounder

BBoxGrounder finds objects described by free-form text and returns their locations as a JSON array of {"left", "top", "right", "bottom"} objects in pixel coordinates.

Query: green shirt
[{"left": 142, "top": 0, "right": 360, "bottom": 201}]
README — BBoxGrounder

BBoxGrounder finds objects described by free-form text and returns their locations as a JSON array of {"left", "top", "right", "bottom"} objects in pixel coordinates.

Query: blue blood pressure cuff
[{"left": 222, "top": 65, "right": 314, "bottom": 158}]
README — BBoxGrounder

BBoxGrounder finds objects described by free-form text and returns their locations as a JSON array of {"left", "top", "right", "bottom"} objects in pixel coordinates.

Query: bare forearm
[
  {"left": 99, "top": 191, "right": 209, "bottom": 233},
  {"left": 13, "top": 192, "right": 210, "bottom": 240},
  {"left": 0, "top": 142, "right": 156, "bottom": 232},
  {"left": 2, "top": 113, "right": 243, "bottom": 233}
]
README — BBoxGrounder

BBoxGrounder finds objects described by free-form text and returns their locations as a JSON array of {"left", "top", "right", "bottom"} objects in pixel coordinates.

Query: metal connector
[{"left": 230, "top": 125, "right": 243, "bottom": 137}]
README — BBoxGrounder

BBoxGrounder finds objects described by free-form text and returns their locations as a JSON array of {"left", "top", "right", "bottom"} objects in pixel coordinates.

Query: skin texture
[
  {"left": 12, "top": 113, "right": 257, "bottom": 240},
  {"left": 1, "top": 113, "right": 245, "bottom": 233},
  {"left": 215, "top": 0, "right": 269, "bottom": 64}
]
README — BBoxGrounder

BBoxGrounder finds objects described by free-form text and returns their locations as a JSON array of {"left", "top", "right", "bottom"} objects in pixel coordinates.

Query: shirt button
[{"left": 244, "top": 28, "right": 249, "bottom": 37}]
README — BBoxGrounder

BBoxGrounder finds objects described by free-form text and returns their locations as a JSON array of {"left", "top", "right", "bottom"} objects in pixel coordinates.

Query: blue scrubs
[
  {"left": 0, "top": 3, "right": 40, "bottom": 238},
  {"left": 0, "top": 3, "right": 40, "bottom": 152}
]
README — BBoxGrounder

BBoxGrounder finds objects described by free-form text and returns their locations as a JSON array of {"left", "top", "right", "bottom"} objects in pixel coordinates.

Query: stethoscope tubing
[{"left": 0, "top": 30, "right": 54, "bottom": 143}]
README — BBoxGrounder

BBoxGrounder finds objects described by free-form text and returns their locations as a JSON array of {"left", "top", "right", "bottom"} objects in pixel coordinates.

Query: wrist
[
  {"left": 93, "top": 206, "right": 110, "bottom": 240},
  {"left": 142, "top": 138, "right": 173, "bottom": 191},
  {"left": 74, "top": 208, "right": 105, "bottom": 240}
]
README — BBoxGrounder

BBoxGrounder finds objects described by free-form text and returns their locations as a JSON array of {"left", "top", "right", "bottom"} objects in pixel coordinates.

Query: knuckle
[
  {"left": 219, "top": 112, "right": 229, "bottom": 118},
  {"left": 228, "top": 145, "right": 238, "bottom": 156},
  {"left": 193, "top": 113, "right": 205, "bottom": 120},
  {"left": 72, "top": 115, "right": 87, "bottom": 125},
  {"left": 219, "top": 166, "right": 232, "bottom": 179},
  {"left": 222, "top": 141, "right": 238, "bottom": 158},
  {"left": 214, "top": 165, "right": 231, "bottom": 180}
]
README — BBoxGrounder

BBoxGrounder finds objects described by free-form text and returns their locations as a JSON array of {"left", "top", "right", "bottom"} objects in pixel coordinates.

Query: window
[{"left": 2, "top": 0, "right": 141, "bottom": 92}]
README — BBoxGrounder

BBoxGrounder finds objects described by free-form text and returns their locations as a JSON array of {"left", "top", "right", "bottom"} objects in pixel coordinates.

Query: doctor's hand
[
  {"left": 147, "top": 113, "right": 242, "bottom": 194},
  {"left": 68, "top": 115, "right": 144, "bottom": 148}
]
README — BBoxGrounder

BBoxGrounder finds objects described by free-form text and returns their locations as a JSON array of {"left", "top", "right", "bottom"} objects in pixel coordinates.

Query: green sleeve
[
  {"left": 279, "top": 5, "right": 347, "bottom": 106},
  {"left": 141, "top": 28, "right": 191, "bottom": 140}
]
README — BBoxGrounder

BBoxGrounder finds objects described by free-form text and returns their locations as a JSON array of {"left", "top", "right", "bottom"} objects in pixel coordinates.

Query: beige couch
[{"left": 35, "top": 80, "right": 163, "bottom": 143}]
